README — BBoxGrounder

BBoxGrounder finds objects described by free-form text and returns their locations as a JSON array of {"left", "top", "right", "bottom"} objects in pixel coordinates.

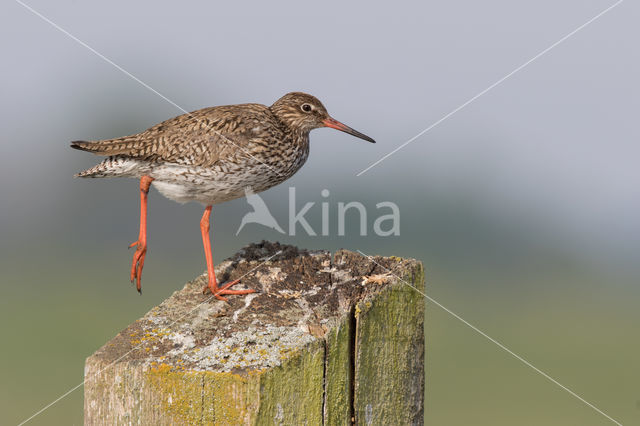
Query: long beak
[{"left": 323, "top": 117, "right": 376, "bottom": 143}]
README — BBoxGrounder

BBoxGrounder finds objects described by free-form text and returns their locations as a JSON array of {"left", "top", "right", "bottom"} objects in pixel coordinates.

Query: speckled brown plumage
[
  {"left": 74, "top": 102, "right": 294, "bottom": 167},
  {"left": 71, "top": 92, "right": 375, "bottom": 297}
]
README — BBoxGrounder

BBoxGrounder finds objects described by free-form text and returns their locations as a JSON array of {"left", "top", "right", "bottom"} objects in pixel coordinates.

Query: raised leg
[
  {"left": 200, "top": 205, "right": 255, "bottom": 301},
  {"left": 129, "top": 175, "right": 154, "bottom": 293}
]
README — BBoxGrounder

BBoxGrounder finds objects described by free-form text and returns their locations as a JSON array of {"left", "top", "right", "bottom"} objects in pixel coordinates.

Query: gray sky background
[{"left": 1, "top": 0, "right": 638, "bottom": 273}]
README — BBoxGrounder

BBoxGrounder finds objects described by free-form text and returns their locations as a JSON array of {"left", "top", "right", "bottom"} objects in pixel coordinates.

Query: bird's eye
[{"left": 301, "top": 103, "right": 313, "bottom": 113}]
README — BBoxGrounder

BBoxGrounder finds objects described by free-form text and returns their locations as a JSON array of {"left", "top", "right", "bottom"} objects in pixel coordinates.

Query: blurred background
[{"left": 1, "top": 0, "right": 638, "bottom": 424}]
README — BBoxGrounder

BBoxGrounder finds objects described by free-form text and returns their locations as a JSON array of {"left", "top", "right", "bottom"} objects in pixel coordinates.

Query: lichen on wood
[{"left": 84, "top": 241, "right": 425, "bottom": 425}]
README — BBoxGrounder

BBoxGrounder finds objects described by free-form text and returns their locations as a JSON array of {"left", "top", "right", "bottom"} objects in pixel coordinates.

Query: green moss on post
[
  {"left": 145, "top": 366, "right": 204, "bottom": 423},
  {"left": 353, "top": 263, "right": 425, "bottom": 425},
  {"left": 256, "top": 340, "right": 325, "bottom": 425},
  {"left": 324, "top": 316, "right": 354, "bottom": 425},
  {"left": 201, "top": 371, "right": 261, "bottom": 424}
]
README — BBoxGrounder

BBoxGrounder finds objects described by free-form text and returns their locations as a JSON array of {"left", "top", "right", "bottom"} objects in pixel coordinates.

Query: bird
[
  {"left": 71, "top": 92, "right": 375, "bottom": 300},
  {"left": 235, "top": 187, "right": 285, "bottom": 236}
]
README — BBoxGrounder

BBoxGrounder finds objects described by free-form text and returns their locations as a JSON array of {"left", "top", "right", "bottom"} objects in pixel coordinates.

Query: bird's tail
[{"left": 70, "top": 136, "right": 140, "bottom": 156}]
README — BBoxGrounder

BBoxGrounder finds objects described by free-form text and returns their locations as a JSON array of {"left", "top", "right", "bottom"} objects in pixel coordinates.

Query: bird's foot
[
  {"left": 203, "top": 279, "right": 256, "bottom": 301},
  {"left": 129, "top": 240, "right": 147, "bottom": 293}
]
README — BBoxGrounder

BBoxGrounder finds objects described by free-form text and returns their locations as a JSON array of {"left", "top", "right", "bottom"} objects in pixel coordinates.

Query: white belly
[
  {"left": 150, "top": 163, "right": 285, "bottom": 205},
  {"left": 81, "top": 145, "right": 309, "bottom": 205}
]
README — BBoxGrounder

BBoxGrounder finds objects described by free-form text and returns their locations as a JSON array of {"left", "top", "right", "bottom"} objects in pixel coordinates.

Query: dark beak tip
[
  {"left": 323, "top": 117, "right": 376, "bottom": 144},
  {"left": 359, "top": 134, "right": 376, "bottom": 144}
]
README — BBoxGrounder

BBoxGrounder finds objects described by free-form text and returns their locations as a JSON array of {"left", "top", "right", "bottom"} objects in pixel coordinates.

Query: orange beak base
[{"left": 323, "top": 117, "right": 376, "bottom": 143}]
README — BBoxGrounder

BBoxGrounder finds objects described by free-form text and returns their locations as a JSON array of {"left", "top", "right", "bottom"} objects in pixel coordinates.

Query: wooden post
[{"left": 84, "top": 241, "right": 425, "bottom": 425}]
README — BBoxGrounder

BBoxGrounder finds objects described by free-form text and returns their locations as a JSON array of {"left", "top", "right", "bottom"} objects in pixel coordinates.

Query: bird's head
[{"left": 270, "top": 92, "right": 375, "bottom": 143}]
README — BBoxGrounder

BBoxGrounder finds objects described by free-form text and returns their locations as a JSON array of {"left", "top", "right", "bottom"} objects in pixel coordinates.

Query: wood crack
[{"left": 348, "top": 304, "right": 357, "bottom": 425}]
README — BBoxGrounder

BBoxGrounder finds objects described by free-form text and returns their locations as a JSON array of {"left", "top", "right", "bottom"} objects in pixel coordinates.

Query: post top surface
[{"left": 88, "top": 241, "right": 422, "bottom": 373}]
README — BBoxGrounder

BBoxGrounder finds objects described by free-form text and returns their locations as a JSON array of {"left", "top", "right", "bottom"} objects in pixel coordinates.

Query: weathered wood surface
[{"left": 84, "top": 241, "right": 425, "bottom": 425}]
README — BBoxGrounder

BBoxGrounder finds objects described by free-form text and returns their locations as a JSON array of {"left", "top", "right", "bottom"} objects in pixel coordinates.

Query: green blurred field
[{"left": 2, "top": 240, "right": 638, "bottom": 426}]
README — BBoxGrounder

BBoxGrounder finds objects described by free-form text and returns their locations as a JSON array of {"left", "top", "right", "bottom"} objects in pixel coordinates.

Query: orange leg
[
  {"left": 200, "top": 205, "right": 255, "bottom": 301},
  {"left": 129, "top": 175, "right": 154, "bottom": 293}
]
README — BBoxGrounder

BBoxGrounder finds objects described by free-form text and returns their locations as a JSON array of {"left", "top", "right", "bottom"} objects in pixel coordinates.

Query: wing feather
[{"left": 71, "top": 104, "right": 276, "bottom": 167}]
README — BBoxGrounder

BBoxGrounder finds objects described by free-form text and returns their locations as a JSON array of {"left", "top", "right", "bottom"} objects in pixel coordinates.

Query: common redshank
[{"left": 72, "top": 92, "right": 375, "bottom": 300}]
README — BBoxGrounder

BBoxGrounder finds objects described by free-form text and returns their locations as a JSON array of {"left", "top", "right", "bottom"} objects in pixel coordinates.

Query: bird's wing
[{"left": 71, "top": 104, "right": 275, "bottom": 167}]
